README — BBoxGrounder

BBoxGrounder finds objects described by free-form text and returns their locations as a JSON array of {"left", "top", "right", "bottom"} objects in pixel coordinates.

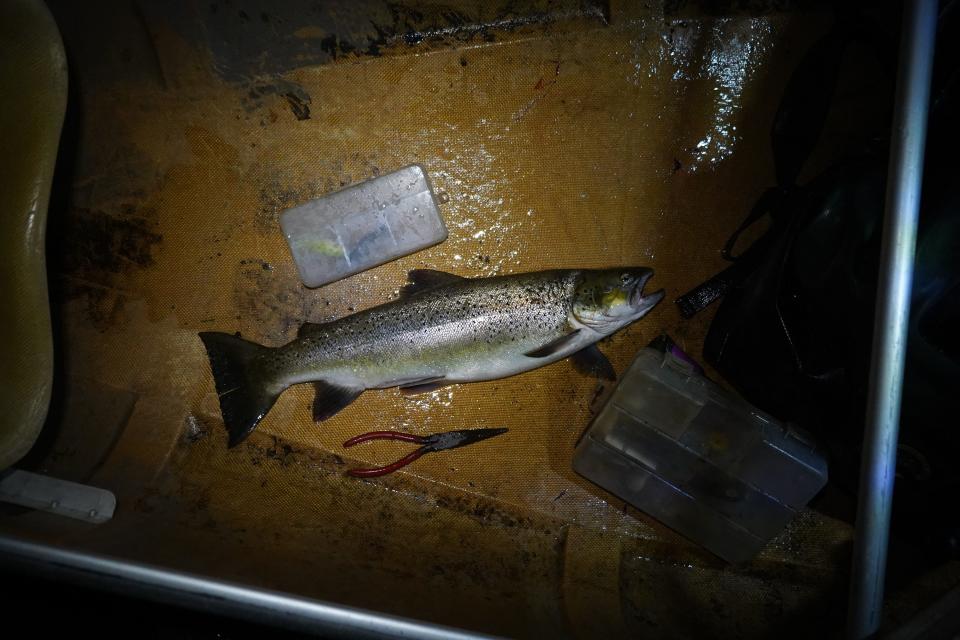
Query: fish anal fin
[{"left": 313, "top": 381, "right": 364, "bottom": 421}]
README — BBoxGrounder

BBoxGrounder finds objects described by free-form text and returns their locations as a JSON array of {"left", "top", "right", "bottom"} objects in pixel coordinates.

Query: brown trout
[{"left": 200, "top": 268, "right": 664, "bottom": 446}]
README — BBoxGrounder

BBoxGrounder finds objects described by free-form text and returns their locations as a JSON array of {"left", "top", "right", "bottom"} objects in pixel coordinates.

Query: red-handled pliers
[{"left": 343, "top": 427, "right": 509, "bottom": 477}]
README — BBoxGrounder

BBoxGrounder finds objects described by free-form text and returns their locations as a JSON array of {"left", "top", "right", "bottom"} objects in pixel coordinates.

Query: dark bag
[{"left": 677, "top": 11, "right": 960, "bottom": 561}]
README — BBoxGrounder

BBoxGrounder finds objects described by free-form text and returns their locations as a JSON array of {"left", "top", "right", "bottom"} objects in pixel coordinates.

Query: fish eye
[{"left": 620, "top": 273, "right": 633, "bottom": 285}]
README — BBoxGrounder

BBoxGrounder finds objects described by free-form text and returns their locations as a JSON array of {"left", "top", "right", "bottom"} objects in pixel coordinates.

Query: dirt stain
[
  {"left": 242, "top": 81, "right": 313, "bottom": 122},
  {"left": 256, "top": 179, "right": 320, "bottom": 233},
  {"left": 284, "top": 92, "right": 311, "bottom": 120},
  {"left": 63, "top": 207, "right": 163, "bottom": 275}
]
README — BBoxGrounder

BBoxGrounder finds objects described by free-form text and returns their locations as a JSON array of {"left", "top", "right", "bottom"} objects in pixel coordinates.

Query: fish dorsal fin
[
  {"left": 400, "top": 269, "right": 466, "bottom": 298},
  {"left": 297, "top": 321, "right": 329, "bottom": 338},
  {"left": 525, "top": 329, "right": 582, "bottom": 358}
]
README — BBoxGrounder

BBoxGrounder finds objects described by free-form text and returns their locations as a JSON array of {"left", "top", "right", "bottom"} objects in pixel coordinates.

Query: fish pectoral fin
[
  {"left": 398, "top": 376, "right": 450, "bottom": 396},
  {"left": 297, "top": 322, "right": 330, "bottom": 338},
  {"left": 525, "top": 329, "right": 582, "bottom": 358},
  {"left": 312, "top": 381, "right": 364, "bottom": 422},
  {"left": 400, "top": 269, "right": 466, "bottom": 298},
  {"left": 570, "top": 343, "right": 616, "bottom": 381}
]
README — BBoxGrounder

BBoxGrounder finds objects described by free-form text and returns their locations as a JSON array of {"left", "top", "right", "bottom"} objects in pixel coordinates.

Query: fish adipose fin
[
  {"left": 525, "top": 329, "right": 582, "bottom": 358},
  {"left": 199, "top": 332, "right": 280, "bottom": 448},
  {"left": 313, "top": 381, "right": 364, "bottom": 421},
  {"left": 400, "top": 269, "right": 466, "bottom": 298},
  {"left": 570, "top": 344, "right": 616, "bottom": 380},
  {"left": 297, "top": 321, "right": 330, "bottom": 338}
]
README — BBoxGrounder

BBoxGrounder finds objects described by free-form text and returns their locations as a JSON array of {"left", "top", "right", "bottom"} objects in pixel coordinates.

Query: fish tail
[{"left": 199, "top": 331, "right": 280, "bottom": 447}]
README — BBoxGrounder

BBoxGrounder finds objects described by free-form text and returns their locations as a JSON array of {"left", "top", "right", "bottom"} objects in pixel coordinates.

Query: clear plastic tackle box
[{"left": 573, "top": 340, "right": 829, "bottom": 563}]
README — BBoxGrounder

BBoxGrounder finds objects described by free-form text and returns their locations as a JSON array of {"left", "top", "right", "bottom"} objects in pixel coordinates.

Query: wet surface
[{"left": 2, "top": 2, "right": 871, "bottom": 637}]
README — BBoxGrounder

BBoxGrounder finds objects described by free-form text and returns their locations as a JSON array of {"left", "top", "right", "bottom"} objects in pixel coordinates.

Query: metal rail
[
  {"left": 0, "top": 536, "right": 494, "bottom": 640},
  {"left": 847, "top": 1, "right": 938, "bottom": 637}
]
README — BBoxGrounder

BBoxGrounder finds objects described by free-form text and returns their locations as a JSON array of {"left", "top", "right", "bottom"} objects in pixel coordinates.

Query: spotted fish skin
[
  {"left": 199, "top": 268, "right": 663, "bottom": 446},
  {"left": 277, "top": 270, "right": 580, "bottom": 390}
]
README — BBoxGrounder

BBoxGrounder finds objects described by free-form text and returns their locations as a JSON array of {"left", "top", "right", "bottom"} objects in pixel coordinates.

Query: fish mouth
[{"left": 630, "top": 270, "right": 665, "bottom": 315}]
